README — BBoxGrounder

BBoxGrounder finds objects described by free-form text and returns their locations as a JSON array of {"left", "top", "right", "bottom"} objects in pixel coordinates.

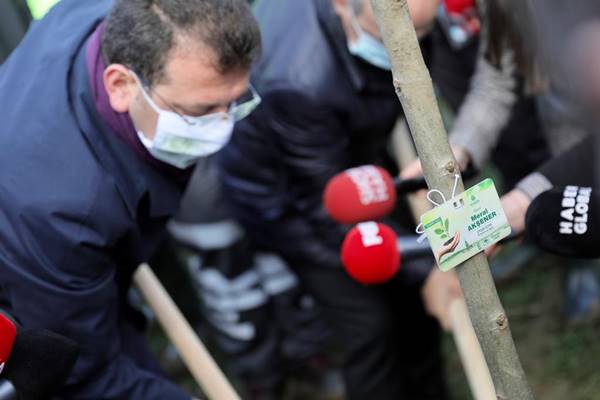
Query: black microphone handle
[
  {"left": 393, "top": 176, "right": 430, "bottom": 195},
  {"left": 396, "top": 236, "right": 433, "bottom": 259},
  {"left": 4, "top": 329, "right": 79, "bottom": 400}
]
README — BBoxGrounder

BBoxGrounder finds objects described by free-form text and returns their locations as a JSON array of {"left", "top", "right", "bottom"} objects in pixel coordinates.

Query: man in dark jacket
[
  {"left": 219, "top": 0, "right": 449, "bottom": 398},
  {"left": 0, "top": 0, "right": 261, "bottom": 398}
]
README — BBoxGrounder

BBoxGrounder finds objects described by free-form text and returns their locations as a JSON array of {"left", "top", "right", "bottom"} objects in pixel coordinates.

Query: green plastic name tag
[{"left": 421, "top": 179, "right": 511, "bottom": 272}]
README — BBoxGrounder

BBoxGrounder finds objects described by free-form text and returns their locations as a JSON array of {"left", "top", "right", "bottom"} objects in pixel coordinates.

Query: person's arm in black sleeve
[
  {"left": 515, "top": 134, "right": 594, "bottom": 200},
  {"left": 534, "top": 134, "right": 595, "bottom": 188},
  {"left": 499, "top": 135, "right": 594, "bottom": 234},
  {"left": 247, "top": 89, "right": 352, "bottom": 268},
  {"left": 0, "top": 193, "right": 191, "bottom": 399}
]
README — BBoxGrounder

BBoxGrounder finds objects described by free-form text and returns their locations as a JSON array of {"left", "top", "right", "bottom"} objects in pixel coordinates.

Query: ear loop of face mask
[
  {"left": 346, "top": 6, "right": 392, "bottom": 70},
  {"left": 127, "top": 71, "right": 162, "bottom": 145},
  {"left": 349, "top": 8, "right": 364, "bottom": 38},
  {"left": 348, "top": 7, "right": 380, "bottom": 46},
  {"left": 129, "top": 71, "right": 163, "bottom": 115},
  {"left": 415, "top": 174, "right": 461, "bottom": 243}
]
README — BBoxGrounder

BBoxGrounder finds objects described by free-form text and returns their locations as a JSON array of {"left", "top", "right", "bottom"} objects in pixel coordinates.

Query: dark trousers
[{"left": 291, "top": 263, "right": 447, "bottom": 400}]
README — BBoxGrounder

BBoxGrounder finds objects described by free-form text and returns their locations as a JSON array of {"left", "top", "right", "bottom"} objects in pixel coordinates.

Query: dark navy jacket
[
  {"left": 0, "top": 1, "right": 189, "bottom": 398},
  {"left": 219, "top": 0, "right": 402, "bottom": 269}
]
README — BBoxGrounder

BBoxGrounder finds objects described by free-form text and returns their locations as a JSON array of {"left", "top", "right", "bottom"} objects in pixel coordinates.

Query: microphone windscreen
[
  {"left": 0, "top": 313, "right": 16, "bottom": 375},
  {"left": 324, "top": 166, "right": 397, "bottom": 224},
  {"left": 444, "top": 0, "right": 475, "bottom": 14},
  {"left": 341, "top": 222, "right": 400, "bottom": 284},
  {"left": 525, "top": 186, "right": 598, "bottom": 258},
  {"left": 5, "top": 329, "right": 79, "bottom": 400}
]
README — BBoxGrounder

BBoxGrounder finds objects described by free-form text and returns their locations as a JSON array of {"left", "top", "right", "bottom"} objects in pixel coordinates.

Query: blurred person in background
[
  {"left": 218, "top": 0, "right": 455, "bottom": 399},
  {"left": 404, "top": 0, "right": 600, "bottom": 321},
  {"left": 0, "top": 0, "right": 62, "bottom": 64},
  {"left": 565, "top": 18, "right": 600, "bottom": 194},
  {"left": 165, "top": 4, "right": 330, "bottom": 399},
  {"left": 1, "top": 0, "right": 63, "bottom": 64},
  {"left": 0, "top": 0, "right": 63, "bottom": 64},
  {"left": 165, "top": 3, "right": 334, "bottom": 399},
  {"left": 0, "top": 0, "right": 261, "bottom": 397},
  {"left": 168, "top": 156, "right": 331, "bottom": 399},
  {"left": 426, "top": 0, "right": 549, "bottom": 190},
  {"left": 0, "top": 0, "right": 31, "bottom": 63}
]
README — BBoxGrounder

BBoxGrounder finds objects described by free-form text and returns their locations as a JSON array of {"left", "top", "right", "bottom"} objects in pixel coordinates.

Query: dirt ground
[
  {"left": 446, "top": 250, "right": 600, "bottom": 400},
  {"left": 149, "top": 243, "right": 600, "bottom": 399}
]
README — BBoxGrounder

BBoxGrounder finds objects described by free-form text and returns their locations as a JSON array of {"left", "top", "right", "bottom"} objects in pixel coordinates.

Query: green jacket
[{"left": 27, "top": 0, "right": 60, "bottom": 19}]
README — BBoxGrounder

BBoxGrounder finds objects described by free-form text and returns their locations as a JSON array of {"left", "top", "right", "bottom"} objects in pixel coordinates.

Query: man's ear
[{"left": 103, "top": 64, "right": 134, "bottom": 113}]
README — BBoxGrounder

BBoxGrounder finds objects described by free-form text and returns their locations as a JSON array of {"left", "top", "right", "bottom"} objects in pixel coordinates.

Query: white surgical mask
[
  {"left": 347, "top": 12, "right": 392, "bottom": 70},
  {"left": 131, "top": 71, "right": 261, "bottom": 169}
]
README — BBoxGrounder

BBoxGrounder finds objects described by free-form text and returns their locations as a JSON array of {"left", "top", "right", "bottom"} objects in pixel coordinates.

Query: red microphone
[
  {"left": 444, "top": 0, "right": 475, "bottom": 14},
  {"left": 324, "top": 165, "right": 479, "bottom": 224},
  {"left": 0, "top": 313, "right": 16, "bottom": 375},
  {"left": 324, "top": 166, "right": 397, "bottom": 224},
  {"left": 341, "top": 228, "right": 522, "bottom": 285},
  {"left": 341, "top": 222, "right": 400, "bottom": 284}
]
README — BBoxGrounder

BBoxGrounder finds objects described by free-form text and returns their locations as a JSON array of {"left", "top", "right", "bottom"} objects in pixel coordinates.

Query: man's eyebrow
[{"left": 172, "top": 101, "right": 217, "bottom": 113}]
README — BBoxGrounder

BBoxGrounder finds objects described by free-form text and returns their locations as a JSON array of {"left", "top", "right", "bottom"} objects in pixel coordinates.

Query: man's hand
[
  {"left": 421, "top": 268, "right": 464, "bottom": 331},
  {"left": 400, "top": 156, "right": 424, "bottom": 180},
  {"left": 501, "top": 189, "right": 532, "bottom": 235},
  {"left": 400, "top": 145, "right": 471, "bottom": 179},
  {"left": 407, "top": 0, "right": 441, "bottom": 38},
  {"left": 484, "top": 188, "right": 531, "bottom": 257}
]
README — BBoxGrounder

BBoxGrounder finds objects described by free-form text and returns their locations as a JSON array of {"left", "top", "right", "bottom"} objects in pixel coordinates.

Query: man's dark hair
[{"left": 102, "top": 0, "right": 261, "bottom": 87}]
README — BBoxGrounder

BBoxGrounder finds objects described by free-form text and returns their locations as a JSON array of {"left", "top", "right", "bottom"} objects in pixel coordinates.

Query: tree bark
[{"left": 369, "top": 1, "right": 534, "bottom": 398}]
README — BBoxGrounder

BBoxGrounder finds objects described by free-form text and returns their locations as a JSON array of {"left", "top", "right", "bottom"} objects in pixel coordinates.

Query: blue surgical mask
[
  {"left": 131, "top": 71, "right": 261, "bottom": 169},
  {"left": 347, "top": 12, "right": 391, "bottom": 70}
]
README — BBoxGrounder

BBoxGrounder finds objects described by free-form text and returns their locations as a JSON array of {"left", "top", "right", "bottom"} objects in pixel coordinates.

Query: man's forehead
[
  {"left": 156, "top": 49, "right": 250, "bottom": 108},
  {"left": 162, "top": 40, "right": 220, "bottom": 85}
]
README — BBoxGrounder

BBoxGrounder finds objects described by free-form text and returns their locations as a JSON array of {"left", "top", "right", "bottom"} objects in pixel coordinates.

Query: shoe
[{"left": 563, "top": 264, "right": 600, "bottom": 324}]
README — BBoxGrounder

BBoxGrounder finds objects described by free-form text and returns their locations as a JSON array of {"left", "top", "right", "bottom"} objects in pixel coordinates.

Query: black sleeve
[
  {"left": 537, "top": 134, "right": 595, "bottom": 188},
  {"left": 242, "top": 90, "right": 352, "bottom": 268}
]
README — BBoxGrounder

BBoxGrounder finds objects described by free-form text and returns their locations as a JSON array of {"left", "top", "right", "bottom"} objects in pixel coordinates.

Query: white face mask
[{"left": 131, "top": 72, "right": 260, "bottom": 169}]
